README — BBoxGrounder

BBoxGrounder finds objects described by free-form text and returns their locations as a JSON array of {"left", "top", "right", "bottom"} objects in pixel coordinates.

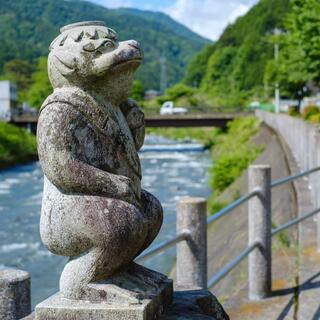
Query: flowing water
[{"left": 0, "top": 135, "right": 211, "bottom": 306}]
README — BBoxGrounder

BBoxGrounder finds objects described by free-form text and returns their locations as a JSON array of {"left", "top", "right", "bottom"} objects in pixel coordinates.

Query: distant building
[
  {"left": 144, "top": 89, "right": 159, "bottom": 101},
  {"left": 0, "top": 80, "right": 17, "bottom": 121}
]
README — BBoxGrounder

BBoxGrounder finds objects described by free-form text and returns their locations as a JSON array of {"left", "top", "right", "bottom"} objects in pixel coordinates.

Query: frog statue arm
[
  {"left": 120, "top": 98, "right": 145, "bottom": 151},
  {"left": 37, "top": 102, "right": 140, "bottom": 206}
]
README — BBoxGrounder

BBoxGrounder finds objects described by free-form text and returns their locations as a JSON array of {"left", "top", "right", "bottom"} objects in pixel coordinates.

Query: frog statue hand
[{"left": 37, "top": 21, "right": 163, "bottom": 300}]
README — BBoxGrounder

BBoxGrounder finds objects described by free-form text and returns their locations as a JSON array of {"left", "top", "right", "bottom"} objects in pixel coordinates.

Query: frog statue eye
[
  {"left": 82, "top": 39, "right": 115, "bottom": 53},
  {"left": 103, "top": 40, "right": 115, "bottom": 50}
]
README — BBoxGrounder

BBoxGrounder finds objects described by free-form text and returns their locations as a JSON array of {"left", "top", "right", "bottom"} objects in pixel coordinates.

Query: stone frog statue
[{"left": 37, "top": 21, "right": 163, "bottom": 300}]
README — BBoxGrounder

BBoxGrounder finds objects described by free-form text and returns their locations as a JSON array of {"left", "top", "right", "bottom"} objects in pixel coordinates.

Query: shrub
[
  {"left": 309, "top": 113, "right": 320, "bottom": 124},
  {"left": 0, "top": 122, "right": 37, "bottom": 165},
  {"left": 208, "top": 199, "right": 228, "bottom": 216},
  {"left": 157, "top": 84, "right": 198, "bottom": 106},
  {"left": 287, "top": 106, "right": 299, "bottom": 116},
  {"left": 302, "top": 105, "right": 320, "bottom": 120},
  {"left": 210, "top": 146, "right": 262, "bottom": 193},
  {"left": 209, "top": 116, "right": 263, "bottom": 194}
]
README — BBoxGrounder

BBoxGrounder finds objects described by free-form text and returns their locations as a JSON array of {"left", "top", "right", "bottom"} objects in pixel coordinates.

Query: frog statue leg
[
  {"left": 139, "top": 189, "right": 163, "bottom": 253},
  {"left": 57, "top": 192, "right": 163, "bottom": 300}
]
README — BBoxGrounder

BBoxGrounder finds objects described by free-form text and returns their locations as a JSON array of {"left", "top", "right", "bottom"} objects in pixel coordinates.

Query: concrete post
[
  {"left": 248, "top": 165, "right": 272, "bottom": 300},
  {"left": 176, "top": 197, "right": 207, "bottom": 290},
  {"left": 0, "top": 268, "right": 31, "bottom": 320}
]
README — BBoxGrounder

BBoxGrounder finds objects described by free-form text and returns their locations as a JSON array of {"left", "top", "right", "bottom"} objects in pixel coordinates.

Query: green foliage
[
  {"left": 184, "top": 44, "right": 215, "bottom": 87},
  {"left": 309, "top": 113, "right": 320, "bottom": 125},
  {"left": 130, "top": 80, "right": 144, "bottom": 102},
  {"left": 280, "top": 0, "right": 320, "bottom": 86},
  {"left": 209, "top": 116, "right": 263, "bottom": 194},
  {"left": 0, "top": 59, "right": 33, "bottom": 102},
  {"left": 157, "top": 84, "right": 197, "bottom": 105},
  {"left": 146, "top": 127, "right": 220, "bottom": 148},
  {"left": 301, "top": 105, "right": 320, "bottom": 120},
  {"left": 208, "top": 199, "right": 228, "bottom": 216},
  {"left": 287, "top": 106, "right": 299, "bottom": 117},
  {"left": 183, "top": 0, "right": 290, "bottom": 107},
  {"left": 0, "top": 0, "right": 208, "bottom": 91},
  {"left": 0, "top": 122, "right": 37, "bottom": 166},
  {"left": 27, "top": 57, "right": 52, "bottom": 109},
  {"left": 272, "top": 222, "right": 290, "bottom": 248}
]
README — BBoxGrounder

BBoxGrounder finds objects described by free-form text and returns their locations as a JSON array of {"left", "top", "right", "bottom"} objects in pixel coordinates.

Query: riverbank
[
  {"left": 0, "top": 122, "right": 37, "bottom": 169},
  {"left": 165, "top": 121, "right": 299, "bottom": 314},
  {"left": 0, "top": 136, "right": 212, "bottom": 306},
  {"left": 208, "top": 124, "right": 298, "bottom": 310},
  {"left": 148, "top": 116, "right": 264, "bottom": 213}
]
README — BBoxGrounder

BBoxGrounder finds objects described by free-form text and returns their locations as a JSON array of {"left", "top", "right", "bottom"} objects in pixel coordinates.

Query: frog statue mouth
[
  {"left": 48, "top": 21, "right": 144, "bottom": 85},
  {"left": 99, "top": 39, "right": 144, "bottom": 72}
]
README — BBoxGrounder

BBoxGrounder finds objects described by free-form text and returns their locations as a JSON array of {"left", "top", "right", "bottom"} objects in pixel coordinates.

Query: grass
[
  {"left": 146, "top": 127, "right": 220, "bottom": 148},
  {"left": 209, "top": 116, "right": 263, "bottom": 195},
  {"left": 0, "top": 122, "right": 37, "bottom": 168}
]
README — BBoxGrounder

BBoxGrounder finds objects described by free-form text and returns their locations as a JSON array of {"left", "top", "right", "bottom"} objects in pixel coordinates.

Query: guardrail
[{"left": 136, "top": 164, "right": 320, "bottom": 300}]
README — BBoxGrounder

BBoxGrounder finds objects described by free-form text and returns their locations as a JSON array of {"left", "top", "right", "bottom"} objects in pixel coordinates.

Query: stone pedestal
[
  {"left": 35, "top": 263, "right": 172, "bottom": 320},
  {"left": 162, "top": 289, "right": 229, "bottom": 319}
]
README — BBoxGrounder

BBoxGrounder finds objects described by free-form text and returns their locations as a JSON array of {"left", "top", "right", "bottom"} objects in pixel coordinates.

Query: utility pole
[
  {"left": 160, "top": 56, "right": 167, "bottom": 95},
  {"left": 274, "top": 28, "right": 282, "bottom": 114}
]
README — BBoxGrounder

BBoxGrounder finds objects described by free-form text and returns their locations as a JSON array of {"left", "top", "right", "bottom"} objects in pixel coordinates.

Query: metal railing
[
  {"left": 136, "top": 230, "right": 190, "bottom": 262},
  {"left": 137, "top": 164, "right": 320, "bottom": 300}
]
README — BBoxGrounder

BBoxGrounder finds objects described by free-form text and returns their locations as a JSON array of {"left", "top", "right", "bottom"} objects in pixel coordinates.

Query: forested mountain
[
  {"left": 0, "top": 0, "right": 208, "bottom": 91},
  {"left": 183, "top": 0, "right": 290, "bottom": 107}
]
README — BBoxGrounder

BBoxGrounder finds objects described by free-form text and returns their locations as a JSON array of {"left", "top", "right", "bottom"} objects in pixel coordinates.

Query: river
[{"left": 0, "top": 135, "right": 212, "bottom": 306}]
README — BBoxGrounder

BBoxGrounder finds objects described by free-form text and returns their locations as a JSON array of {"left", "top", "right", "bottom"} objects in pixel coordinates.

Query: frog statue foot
[{"left": 35, "top": 21, "right": 172, "bottom": 319}]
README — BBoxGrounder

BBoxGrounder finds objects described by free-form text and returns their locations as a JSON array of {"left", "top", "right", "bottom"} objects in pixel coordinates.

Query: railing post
[
  {"left": 176, "top": 197, "right": 207, "bottom": 289},
  {"left": 248, "top": 165, "right": 272, "bottom": 300},
  {"left": 0, "top": 268, "right": 31, "bottom": 320}
]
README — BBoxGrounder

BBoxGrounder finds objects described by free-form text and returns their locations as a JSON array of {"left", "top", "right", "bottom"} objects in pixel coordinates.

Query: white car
[{"left": 160, "top": 101, "right": 188, "bottom": 115}]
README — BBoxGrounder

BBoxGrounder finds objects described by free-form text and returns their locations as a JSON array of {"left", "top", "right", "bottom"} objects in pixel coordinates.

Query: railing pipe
[
  {"left": 271, "top": 166, "right": 320, "bottom": 188},
  {"left": 176, "top": 197, "right": 207, "bottom": 289},
  {"left": 272, "top": 207, "right": 320, "bottom": 236},
  {"left": 207, "top": 189, "right": 260, "bottom": 225},
  {"left": 136, "top": 230, "right": 191, "bottom": 262},
  {"left": 208, "top": 242, "right": 259, "bottom": 288},
  {"left": 248, "top": 165, "right": 272, "bottom": 300}
]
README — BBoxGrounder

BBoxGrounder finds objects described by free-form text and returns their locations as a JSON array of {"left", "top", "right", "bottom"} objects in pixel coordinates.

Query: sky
[{"left": 90, "top": 0, "right": 259, "bottom": 41}]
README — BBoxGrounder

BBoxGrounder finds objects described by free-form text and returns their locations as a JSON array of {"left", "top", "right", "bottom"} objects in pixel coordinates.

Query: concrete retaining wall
[{"left": 256, "top": 110, "right": 320, "bottom": 248}]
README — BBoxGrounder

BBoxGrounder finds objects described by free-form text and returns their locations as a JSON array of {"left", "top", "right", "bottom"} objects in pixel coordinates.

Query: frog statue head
[{"left": 48, "top": 21, "right": 143, "bottom": 104}]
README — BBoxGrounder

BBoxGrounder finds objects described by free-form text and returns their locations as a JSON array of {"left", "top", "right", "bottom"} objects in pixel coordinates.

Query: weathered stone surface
[
  {"left": 35, "top": 264, "right": 172, "bottom": 320},
  {"left": 0, "top": 268, "right": 31, "bottom": 320},
  {"left": 162, "top": 289, "right": 229, "bottom": 319},
  {"left": 36, "top": 20, "right": 164, "bottom": 303}
]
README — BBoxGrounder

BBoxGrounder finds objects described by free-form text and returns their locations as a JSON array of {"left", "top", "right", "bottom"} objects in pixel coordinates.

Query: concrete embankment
[
  {"left": 207, "top": 122, "right": 300, "bottom": 313},
  {"left": 213, "top": 112, "right": 320, "bottom": 319},
  {"left": 256, "top": 110, "right": 320, "bottom": 248},
  {"left": 255, "top": 111, "right": 320, "bottom": 319}
]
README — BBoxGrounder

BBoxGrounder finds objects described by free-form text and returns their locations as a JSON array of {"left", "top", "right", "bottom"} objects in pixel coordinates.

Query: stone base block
[
  {"left": 35, "top": 263, "right": 173, "bottom": 320},
  {"left": 162, "top": 289, "right": 230, "bottom": 319}
]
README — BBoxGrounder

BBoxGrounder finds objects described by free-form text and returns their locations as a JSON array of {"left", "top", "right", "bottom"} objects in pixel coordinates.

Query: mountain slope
[
  {"left": 183, "top": 0, "right": 290, "bottom": 106},
  {"left": 0, "top": 0, "right": 209, "bottom": 90}
]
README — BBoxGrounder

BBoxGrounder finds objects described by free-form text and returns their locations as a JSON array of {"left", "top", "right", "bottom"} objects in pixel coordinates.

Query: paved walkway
[
  {"left": 227, "top": 243, "right": 320, "bottom": 319},
  {"left": 227, "top": 133, "right": 320, "bottom": 319},
  {"left": 221, "top": 124, "right": 320, "bottom": 320}
]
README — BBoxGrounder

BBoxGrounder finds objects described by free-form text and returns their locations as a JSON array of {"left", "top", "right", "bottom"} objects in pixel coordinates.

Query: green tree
[
  {"left": 280, "top": 0, "right": 320, "bottom": 86},
  {"left": 27, "top": 57, "right": 52, "bottom": 109},
  {"left": 182, "top": 0, "right": 290, "bottom": 107},
  {"left": 131, "top": 80, "right": 144, "bottom": 101},
  {"left": 0, "top": 59, "right": 33, "bottom": 102},
  {"left": 0, "top": 0, "right": 208, "bottom": 91}
]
